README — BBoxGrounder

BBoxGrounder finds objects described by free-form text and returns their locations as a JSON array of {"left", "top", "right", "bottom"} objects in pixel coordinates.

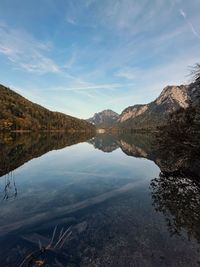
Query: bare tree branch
[{"left": 189, "top": 63, "right": 200, "bottom": 83}]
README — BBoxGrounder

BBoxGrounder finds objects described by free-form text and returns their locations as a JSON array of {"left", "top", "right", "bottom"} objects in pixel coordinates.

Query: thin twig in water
[
  {"left": 19, "top": 225, "right": 72, "bottom": 267},
  {"left": 53, "top": 227, "right": 71, "bottom": 249},
  {"left": 47, "top": 225, "right": 57, "bottom": 249}
]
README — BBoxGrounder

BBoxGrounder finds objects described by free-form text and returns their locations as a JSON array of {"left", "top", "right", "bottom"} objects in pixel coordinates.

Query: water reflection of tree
[
  {"left": 0, "top": 131, "right": 94, "bottom": 177},
  {"left": 150, "top": 171, "right": 200, "bottom": 243},
  {"left": 1, "top": 172, "right": 17, "bottom": 201}
]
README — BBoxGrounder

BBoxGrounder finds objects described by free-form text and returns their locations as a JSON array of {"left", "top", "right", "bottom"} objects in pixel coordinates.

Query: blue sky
[{"left": 0, "top": 0, "right": 200, "bottom": 118}]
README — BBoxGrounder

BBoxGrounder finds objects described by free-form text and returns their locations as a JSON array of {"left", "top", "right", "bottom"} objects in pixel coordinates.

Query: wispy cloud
[
  {"left": 66, "top": 17, "right": 77, "bottom": 25},
  {"left": 0, "top": 23, "right": 60, "bottom": 74},
  {"left": 0, "top": 0, "right": 200, "bottom": 118},
  {"left": 47, "top": 82, "right": 135, "bottom": 91},
  {"left": 115, "top": 67, "right": 140, "bottom": 80},
  {"left": 179, "top": 8, "right": 186, "bottom": 19},
  {"left": 63, "top": 50, "right": 77, "bottom": 69},
  {"left": 179, "top": 8, "right": 200, "bottom": 39}
]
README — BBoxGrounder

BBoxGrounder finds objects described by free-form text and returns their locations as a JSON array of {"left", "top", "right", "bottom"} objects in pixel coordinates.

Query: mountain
[
  {"left": 87, "top": 109, "right": 119, "bottom": 127},
  {"left": 0, "top": 84, "right": 95, "bottom": 132},
  {"left": 118, "top": 81, "right": 200, "bottom": 130}
]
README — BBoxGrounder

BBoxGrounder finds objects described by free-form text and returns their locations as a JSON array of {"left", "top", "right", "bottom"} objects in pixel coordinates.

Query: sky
[{"left": 0, "top": 0, "right": 200, "bottom": 119}]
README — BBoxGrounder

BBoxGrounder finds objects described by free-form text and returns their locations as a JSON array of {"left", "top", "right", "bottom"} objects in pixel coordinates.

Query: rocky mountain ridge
[{"left": 118, "top": 82, "right": 200, "bottom": 130}]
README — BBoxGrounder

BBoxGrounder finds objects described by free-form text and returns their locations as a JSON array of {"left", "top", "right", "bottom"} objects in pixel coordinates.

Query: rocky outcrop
[
  {"left": 119, "top": 105, "right": 148, "bottom": 122},
  {"left": 155, "top": 85, "right": 189, "bottom": 108}
]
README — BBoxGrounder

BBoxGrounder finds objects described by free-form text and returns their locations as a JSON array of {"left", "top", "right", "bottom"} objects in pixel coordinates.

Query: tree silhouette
[
  {"left": 190, "top": 63, "right": 200, "bottom": 84},
  {"left": 2, "top": 172, "right": 17, "bottom": 201}
]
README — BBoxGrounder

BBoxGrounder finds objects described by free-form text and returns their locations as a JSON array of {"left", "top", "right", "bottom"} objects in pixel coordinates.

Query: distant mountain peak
[
  {"left": 94, "top": 109, "right": 119, "bottom": 116},
  {"left": 87, "top": 109, "right": 119, "bottom": 127}
]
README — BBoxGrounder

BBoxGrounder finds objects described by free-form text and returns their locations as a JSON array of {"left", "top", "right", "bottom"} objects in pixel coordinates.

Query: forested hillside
[{"left": 0, "top": 84, "right": 95, "bottom": 132}]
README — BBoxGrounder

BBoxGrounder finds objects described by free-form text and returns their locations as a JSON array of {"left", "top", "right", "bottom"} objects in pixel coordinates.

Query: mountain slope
[
  {"left": 87, "top": 109, "right": 119, "bottom": 127},
  {"left": 158, "top": 85, "right": 200, "bottom": 138},
  {"left": 118, "top": 82, "right": 200, "bottom": 130},
  {"left": 0, "top": 84, "right": 95, "bottom": 132}
]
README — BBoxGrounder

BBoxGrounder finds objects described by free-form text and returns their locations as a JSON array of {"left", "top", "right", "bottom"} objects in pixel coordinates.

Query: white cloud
[
  {"left": 115, "top": 67, "right": 140, "bottom": 80},
  {"left": 92, "top": 0, "right": 173, "bottom": 35},
  {"left": 1, "top": 1, "right": 200, "bottom": 119},
  {"left": 0, "top": 45, "right": 14, "bottom": 56},
  {"left": 63, "top": 51, "right": 77, "bottom": 69},
  {"left": 0, "top": 23, "right": 60, "bottom": 74},
  {"left": 46, "top": 82, "right": 135, "bottom": 91},
  {"left": 188, "top": 21, "right": 200, "bottom": 39},
  {"left": 179, "top": 8, "right": 200, "bottom": 39},
  {"left": 66, "top": 17, "right": 77, "bottom": 25},
  {"left": 179, "top": 8, "right": 186, "bottom": 18}
]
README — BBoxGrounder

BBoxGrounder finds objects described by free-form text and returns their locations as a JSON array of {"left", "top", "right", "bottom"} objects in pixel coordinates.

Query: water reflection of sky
[
  {"left": 0, "top": 142, "right": 159, "bottom": 235},
  {"left": 0, "top": 137, "right": 200, "bottom": 267}
]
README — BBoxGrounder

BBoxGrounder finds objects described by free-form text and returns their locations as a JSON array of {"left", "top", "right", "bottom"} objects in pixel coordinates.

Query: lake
[{"left": 0, "top": 132, "right": 199, "bottom": 267}]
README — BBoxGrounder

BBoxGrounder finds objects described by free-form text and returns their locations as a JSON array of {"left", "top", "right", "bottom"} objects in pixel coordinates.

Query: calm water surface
[{"left": 0, "top": 133, "right": 199, "bottom": 267}]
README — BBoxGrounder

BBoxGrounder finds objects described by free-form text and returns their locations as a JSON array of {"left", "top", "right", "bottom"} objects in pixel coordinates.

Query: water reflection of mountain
[
  {"left": 0, "top": 132, "right": 94, "bottom": 177},
  {"left": 88, "top": 134, "right": 119, "bottom": 152},
  {"left": 2, "top": 131, "right": 199, "bottom": 179},
  {"left": 1, "top": 131, "right": 200, "bottom": 246},
  {"left": 1, "top": 132, "right": 200, "bottom": 265},
  {"left": 89, "top": 132, "right": 200, "bottom": 177},
  {"left": 89, "top": 132, "right": 200, "bottom": 244}
]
